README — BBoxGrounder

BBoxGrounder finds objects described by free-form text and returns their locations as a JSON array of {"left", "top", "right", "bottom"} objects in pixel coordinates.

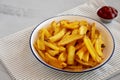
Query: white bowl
[{"left": 30, "top": 15, "right": 115, "bottom": 73}]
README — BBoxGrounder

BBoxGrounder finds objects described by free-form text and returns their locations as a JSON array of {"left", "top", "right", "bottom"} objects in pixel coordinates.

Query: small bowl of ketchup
[{"left": 97, "top": 6, "right": 118, "bottom": 23}]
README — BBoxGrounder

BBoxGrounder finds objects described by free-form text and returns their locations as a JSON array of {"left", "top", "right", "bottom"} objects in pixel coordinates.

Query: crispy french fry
[
  {"left": 65, "top": 65, "right": 83, "bottom": 72},
  {"left": 95, "top": 35, "right": 104, "bottom": 57},
  {"left": 59, "top": 46, "right": 66, "bottom": 52},
  {"left": 58, "top": 34, "right": 83, "bottom": 45},
  {"left": 37, "top": 50, "right": 46, "bottom": 61},
  {"left": 82, "top": 52, "right": 89, "bottom": 62},
  {"left": 75, "top": 58, "right": 97, "bottom": 67},
  {"left": 79, "top": 26, "right": 88, "bottom": 35},
  {"left": 44, "top": 41, "right": 59, "bottom": 51},
  {"left": 47, "top": 50, "right": 59, "bottom": 56},
  {"left": 84, "top": 36, "right": 101, "bottom": 62},
  {"left": 36, "top": 39, "right": 45, "bottom": 50},
  {"left": 91, "top": 23, "right": 96, "bottom": 40},
  {"left": 58, "top": 52, "right": 67, "bottom": 62},
  {"left": 76, "top": 47, "right": 87, "bottom": 60},
  {"left": 61, "top": 20, "right": 79, "bottom": 29},
  {"left": 67, "top": 46, "right": 75, "bottom": 65},
  {"left": 45, "top": 52, "right": 67, "bottom": 68},
  {"left": 42, "top": 28, "right": 51, "bottom": 38},
  {"left": 49, "top": 28, "right": 66, "bottom": 42}
]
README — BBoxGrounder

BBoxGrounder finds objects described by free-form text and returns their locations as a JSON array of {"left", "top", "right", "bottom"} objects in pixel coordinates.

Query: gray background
[{"left": 0, "top": 0, "right": 120, "bottom": 80}]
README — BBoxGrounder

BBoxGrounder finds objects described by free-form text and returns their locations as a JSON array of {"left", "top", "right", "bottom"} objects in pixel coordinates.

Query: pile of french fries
[{"left": 34, "top": 19, "right": 105, "bottom": 72}]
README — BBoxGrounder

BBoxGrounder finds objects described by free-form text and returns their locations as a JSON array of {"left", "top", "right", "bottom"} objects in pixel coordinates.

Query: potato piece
[
  {"left": 37, "top": 50, "right": 46, "bottom": 61},
  {"left": 45, "top": 52, "right": 67, "bottom": 68},
  {"left": 82, "top": 52, "right": 89, "bottom": 62},
  {"left": 42, "top": 28, "right": 51, "bottom": 38},
  {"left": 75, "top": 58, "right": 97, "bottom": 67},
  {"left": 36, "top": 39, "right": 45, "bottom": 50},
  {"left": 84, "top": 36, "right": 101, "bottom": 63},
  {"left": 91, "top": 23, "right": 96, "bottom": 40},
  {"left": 72, "top": 29, "right": 79, "bottom": 35},
  {"left": 49, "top": 28, "right": 66, "bottom": 42},
  {"left": 95, "top": 35, "right": 104, "bottom": 57},
  {"left": 61, "top": 20, "right": 79, "bottom": 29},
  {"left": 76, "top": 47, "right": 87, "bottom": 60},
  {"left": 79, "top": 26, "right": 88, "bottom": 35},
  {"left": 47, "top": 50, "right": 59, "bottom": 56},
  {"left": 44, "top": 41, "right": 59, "bottom": 51},
  {"left": 59, "top": 46, "right": 66, "bottom": 52},
  {"left": 67, "top": 46, "right": 75, "bottom": 65},
  {"left": 58, "top": 34, "right": 83, "bottom": 46},
  {"left": 65, "top": 65, "right": 83, "bottom": 72},
  {"left": 58, "top": 52, "right": 67, "bottom": 62}
]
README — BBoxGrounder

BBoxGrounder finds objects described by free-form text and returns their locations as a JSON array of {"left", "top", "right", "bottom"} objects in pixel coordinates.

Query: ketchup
[{"left": 97, "top": 6, "right": 118, "bottom": 19}]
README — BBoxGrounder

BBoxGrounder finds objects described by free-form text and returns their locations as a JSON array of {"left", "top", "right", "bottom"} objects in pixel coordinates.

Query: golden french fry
[
  {"left": 42, "top": 28, "right": 51, "bottom": 38},
  {"left": 95, "top": 36, "right": 104, "bottom": 57},
  {"left": 58, "top": 52, "right": 67, "bottom": 62},
  {"left": 91, "top": 23, "right": 96, "bottom": 40},
  {"left": 82, "top": 52, "right": 89, "bottom": 62},
  {"left": 45, "top": 52, "right": 67, "bottom": 68},
  {"left": 76, "top": 47, "right": 87, "bottom": 60},
  {"left": 79, "top": 26, "right": 88, "bottom": 35},
  {"left": 67, "top": 46, "right": 75, "bottom": 65},
  {"left": 72, "top": 29, "right": 79, "bottom": 35},
  {"left": 84, "top": 36, "right": 101, "bottom": 62},
  {"left": 36, "top": 39, "right": 45, "bottom": 50},
  {"left": 58, "top": 34, "right": 83, "bottom": 45},
  {"left": 65, "top": 65, "right": 83, "bottom": 71},
  {"left": 61, "top": 20, "right": 79, "bottom": 29},
  {"left": 37, "top": 50, "right": 46, "bottom": 61},
  {"left": 49, "top": 28, "right": 66, "bottom": 42},
  {"left": 47, "top": 50, "right": 59, "bottom": 56},
  {"left": 59, "top": 46, "right": 66, "bottom": 52},
  {"left": 44, "top": 41, "right": 59, "bottom": 51},
  {"left": 75, "top": 58, "right": 97, "bottom": 67}
]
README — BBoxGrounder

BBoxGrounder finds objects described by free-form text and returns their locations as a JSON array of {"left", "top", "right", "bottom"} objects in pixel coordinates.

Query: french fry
[
  {"left": 75, "top": 58, "right": 97, "bottom": 67},
  {"left": 42, "top": 28, "right": 51, "bottom": 38},
  {"left": 84, "top": 36, "right": 101, "bottom": 63},
  {"left": 47, "top": 50, "right": 59, "bottom": 56},
  {"left": 91, "top": 23, "right": 96, "bottom": 40},
  {"left": 95, "top": 35, "right": 104, "bottom": 57},
  {"left": 49, "top": 28, "right": 66, "bottom": 42},
  {"left": 37, "top": 50, "right": 46, "bottom": 61},
  {"left": 58, "top": 34, "right": 83, "bottom": 45},
  {"left": 45, "top": 52, "right": 67, "bottom": 68},
  {"left": 36, "top": 39, "right": 45, "bottom": 50},
  {"left": 58, "top": 52, "right": 67, "bottom": 62},
  {"left": 82, "top": 52, "right": 89, "bottom": 62},
  {"left": 44, "top": 41, "right": 59, "bottom": 51},
  {"left": 59, "top": 46, "right": 66, "bottom": 52},
  {"left": 67, "top": 46, "right": 76, "bottom": 65},
  {"left": 61, "top": 20, "right": 79, "bottom": 29},
  {"left": 76, "top": 46, "right": 87, "bottom": 60},
  {"left": 65, "top": 65, "right": 83, "bottom": 71},
  {"left": 79, "top": 26, "right": 88, "bottom": 35}
]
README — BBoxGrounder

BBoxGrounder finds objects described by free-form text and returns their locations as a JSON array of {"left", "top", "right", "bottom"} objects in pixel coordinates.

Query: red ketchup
[{"left": 97, "top": 6, "right": 118, "bottom": 19}]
